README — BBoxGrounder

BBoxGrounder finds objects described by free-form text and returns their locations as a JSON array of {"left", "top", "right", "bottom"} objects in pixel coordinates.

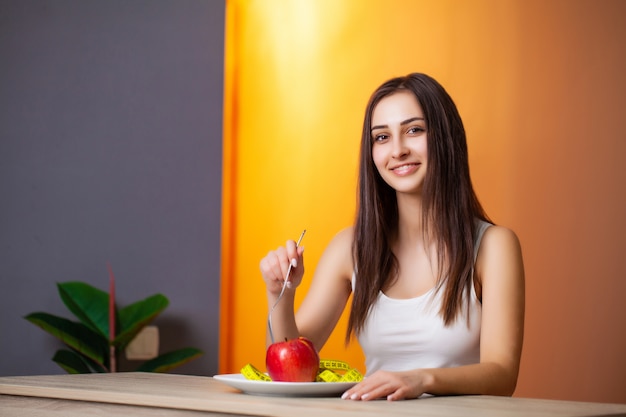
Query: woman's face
[{"left": 370, "top": 90, "right": 428, "bottom": 195}]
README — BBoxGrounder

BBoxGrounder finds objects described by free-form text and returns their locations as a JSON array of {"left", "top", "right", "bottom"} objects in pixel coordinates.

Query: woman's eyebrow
[{"left": 371, "top": 117, "right": 425, "bottom": 132}]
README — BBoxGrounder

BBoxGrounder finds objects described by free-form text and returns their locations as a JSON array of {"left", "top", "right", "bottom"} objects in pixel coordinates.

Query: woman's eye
[
  {"left": 373, "top": 134, "right": 388, "bottom": 142},
  {"left": 408, "top": 126, "right": 425, "bottom": 134}
]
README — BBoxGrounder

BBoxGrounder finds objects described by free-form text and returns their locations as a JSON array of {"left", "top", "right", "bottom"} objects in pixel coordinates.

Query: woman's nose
[{"left": 391, "top": 137, "right": 408, "bottom": 158}]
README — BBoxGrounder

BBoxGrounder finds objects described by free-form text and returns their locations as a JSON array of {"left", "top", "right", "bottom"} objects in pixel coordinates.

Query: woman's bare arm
[{"left": 261, "top": 228, "right": 354, "bottom": 351}]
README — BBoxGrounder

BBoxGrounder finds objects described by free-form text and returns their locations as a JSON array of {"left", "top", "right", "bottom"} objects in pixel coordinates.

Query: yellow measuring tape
[
  {"left": 241, "top": 359, "right": 363, "bottom": 383},
  {"left": 240, "top": 363, "right": 272, "bottom": 382}
]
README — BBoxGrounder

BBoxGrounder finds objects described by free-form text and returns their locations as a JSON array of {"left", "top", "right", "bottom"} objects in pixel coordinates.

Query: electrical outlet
[{"left": 125, "top": 325, "right": 159, "bottom": 360}]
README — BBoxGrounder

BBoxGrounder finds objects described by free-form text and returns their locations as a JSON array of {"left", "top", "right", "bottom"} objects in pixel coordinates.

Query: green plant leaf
[
  {"left": 53, "top": 349, "right": 90, "bottom": 374},
  {"left": 57, "top": 281, "right": 110, "bottom": 338},
  {"left": 135, "top": 347, "right": 203, "bottom": 373},
  {"left": 25, "top": 312, "right": 108, "bottom": 367},
  {"left": 52, "top": 349, "right": 93, "bottom": 374},
  {"left": 52, "top": 349, "right": 108, "bottom": 373},
  {"left": 114, "top": 294, "right": 168, "bottom": 349}
]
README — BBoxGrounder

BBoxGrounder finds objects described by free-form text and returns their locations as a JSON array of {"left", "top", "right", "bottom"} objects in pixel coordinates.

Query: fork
[{"left": 267, "top": 229, "right": 306, "bottom": 344}]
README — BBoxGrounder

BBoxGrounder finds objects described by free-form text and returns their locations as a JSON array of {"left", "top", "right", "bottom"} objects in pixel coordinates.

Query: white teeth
[{"left": 392, "top": 164, "right": 415, "bottom": 173}]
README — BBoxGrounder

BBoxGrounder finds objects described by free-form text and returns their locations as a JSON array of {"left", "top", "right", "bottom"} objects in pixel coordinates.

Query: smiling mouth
[{"left": 391, "top": 163, "right": 419, "bottom": 174}]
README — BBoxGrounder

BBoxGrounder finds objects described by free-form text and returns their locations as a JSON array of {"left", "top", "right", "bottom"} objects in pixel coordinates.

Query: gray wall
[{"left": 0, "top": 0, "right": 225, "bottom": 376}]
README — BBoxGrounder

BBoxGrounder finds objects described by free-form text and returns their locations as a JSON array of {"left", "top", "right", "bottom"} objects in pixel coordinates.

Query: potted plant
[{"left": 25, "top": 265, "right": 203, "bottom": 373}]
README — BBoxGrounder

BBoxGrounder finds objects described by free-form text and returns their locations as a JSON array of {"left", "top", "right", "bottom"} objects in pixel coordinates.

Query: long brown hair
[{"left": 347, "top": 73, "right": 490, "bottom": 341}]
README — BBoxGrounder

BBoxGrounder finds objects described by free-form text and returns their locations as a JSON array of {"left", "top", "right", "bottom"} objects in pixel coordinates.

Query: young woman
[{"left": 260, "top": 73, "right": 525, "bottom": 401}]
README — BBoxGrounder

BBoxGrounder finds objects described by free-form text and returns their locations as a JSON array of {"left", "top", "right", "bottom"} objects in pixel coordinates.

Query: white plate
[{"left": 213, "top": 374, "right": 356, "bottom": 397}]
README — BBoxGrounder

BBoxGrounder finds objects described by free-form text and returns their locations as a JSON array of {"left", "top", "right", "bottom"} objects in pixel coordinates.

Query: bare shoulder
[
  {"left": 475, "top": 225, "right": 524, "bottom": 288},
  {"left": 316, "top": 226, "right": 355, "bottom": 282},
  {"left": 330, "top": 226, "right": 354, "bottom": 248},
  {"left": 482, "top": 225, "right": 522, "bottom": 250}
]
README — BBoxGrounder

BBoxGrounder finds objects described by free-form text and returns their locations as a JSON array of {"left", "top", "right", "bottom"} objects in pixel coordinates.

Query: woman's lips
[{"left": 390, "top": 163, "right": 419, "bottom": 176}]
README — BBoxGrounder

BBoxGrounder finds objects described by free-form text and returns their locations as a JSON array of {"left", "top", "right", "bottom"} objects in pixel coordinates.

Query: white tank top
[{"left": 355, "top": 220, "right": 491, "bottom": 375}]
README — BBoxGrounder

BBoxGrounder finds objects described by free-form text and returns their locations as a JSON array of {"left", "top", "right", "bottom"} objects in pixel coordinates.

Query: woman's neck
[
  {"left": 393, "top": 192, "right": 440, "bottom": 286},
  {"left": 395, "top": 192, "right": 428, "bottom": 245}
]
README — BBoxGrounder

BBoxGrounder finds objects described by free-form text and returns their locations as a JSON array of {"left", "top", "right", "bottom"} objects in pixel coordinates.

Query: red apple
[{"left": 265, "top": 336, "right": 320, "bottom": 382}]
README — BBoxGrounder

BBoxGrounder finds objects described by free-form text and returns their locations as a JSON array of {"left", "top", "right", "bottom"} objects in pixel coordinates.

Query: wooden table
[{"left": 1, "top": 372, "right": 625, "bottom": 417}]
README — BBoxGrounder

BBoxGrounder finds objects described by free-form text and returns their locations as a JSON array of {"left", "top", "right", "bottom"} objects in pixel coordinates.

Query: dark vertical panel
[{"left": 0, "top": 0, "right": 224, "bottom": 376}]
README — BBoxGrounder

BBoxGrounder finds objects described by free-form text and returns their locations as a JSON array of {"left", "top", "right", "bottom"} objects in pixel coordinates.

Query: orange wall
[{"left": 220, "top": 0, "right": 626, "bottom": 404}]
